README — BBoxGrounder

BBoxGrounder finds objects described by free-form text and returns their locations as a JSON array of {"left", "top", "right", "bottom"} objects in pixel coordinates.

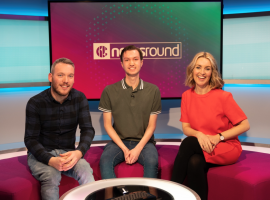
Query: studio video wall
[{"left": 49, "top": 1, "right": 222, "bottom": 99}]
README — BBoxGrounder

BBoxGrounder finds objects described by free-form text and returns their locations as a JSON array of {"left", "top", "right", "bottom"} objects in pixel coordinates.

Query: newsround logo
[{"left": 93, "top": 42, "right": 182, "bottom": 60}]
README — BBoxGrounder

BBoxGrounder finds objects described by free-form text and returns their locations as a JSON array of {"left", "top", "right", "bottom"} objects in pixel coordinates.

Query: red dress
[{"left": 180, "top": 88, "right": 247, "bottom": 165}]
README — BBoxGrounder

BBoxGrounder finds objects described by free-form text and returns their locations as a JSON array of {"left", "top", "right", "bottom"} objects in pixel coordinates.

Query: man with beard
[{"left": 24, "top": 58, "right": 95, "bottom": 200}]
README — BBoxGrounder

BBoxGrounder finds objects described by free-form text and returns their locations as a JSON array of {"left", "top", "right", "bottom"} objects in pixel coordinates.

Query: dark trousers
[{"left": 171, "top": 136, "right": 217, "bottom": 200}]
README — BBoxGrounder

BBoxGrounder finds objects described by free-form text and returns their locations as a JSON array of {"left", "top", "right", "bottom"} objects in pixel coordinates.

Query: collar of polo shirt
[{"left": 121, "top": 78, "right": 144, "bottom": 91}]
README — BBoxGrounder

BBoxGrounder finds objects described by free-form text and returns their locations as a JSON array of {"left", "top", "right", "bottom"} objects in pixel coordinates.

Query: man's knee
[
  {"left": 141, "top": 145, "right": 158, "bottom": 167},
  {"left": 100, "top": 144, "right": 125, "bottom": 179},
  {"left": 100, "top": 151, "right": 110, "bottom": 166},
  {"left": 140, "top": 145, "right": 158, "bottom": 178},
  {"left": 75, "top": 159, "right": 94, "bottom": 184},
  {"left": 145, "top": 156, "right": 158, "bottom": 167},
  {"left": 28, "top": 154, "right": 61, "bottom": 185},
  {"left": 100, "top": 145, "right": 123, "bottom": 167},
  {"left": 39, "top": 166, "right": 61, "bottom": 186},
  {"left": 100, "top": 152, "right": 117, "bottom": 179}
]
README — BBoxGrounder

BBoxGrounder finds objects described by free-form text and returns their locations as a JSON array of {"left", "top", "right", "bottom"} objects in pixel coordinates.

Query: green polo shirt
[{"left": 98, "top": 78, "right": 162, "bottom": 143}]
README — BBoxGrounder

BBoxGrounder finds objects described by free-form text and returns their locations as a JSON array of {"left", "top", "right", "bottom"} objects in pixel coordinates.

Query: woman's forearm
[
  {"left": 182, "top": 123, "right": 203, "bottom": 138},
  {"left": 221, "top": 119, "right": 250, "bottom": 140}
]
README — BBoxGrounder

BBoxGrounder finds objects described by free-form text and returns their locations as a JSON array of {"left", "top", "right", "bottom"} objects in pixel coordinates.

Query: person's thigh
[
  {"left": 27, "top": 152, "right": 61, "bottom": 183},
  {"left": 206, "top": 141, "right": 241, "bottom": 165},
  {"left": 63, "top": 158, "right": 95, "bottom": 184},
  {"left": 100, "top": 141, "right": 125, "bottom": 179},
  {"left": 27, "top": 152, "right": 61, "bottom": 200},
  {"left": 137, "top": 142, "right": 158, "bottom": 178}
]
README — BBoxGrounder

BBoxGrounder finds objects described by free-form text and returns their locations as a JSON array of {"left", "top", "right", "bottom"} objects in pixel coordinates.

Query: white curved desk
[{"left": 60, "top": 178, "right": 200, "bottom": 200}]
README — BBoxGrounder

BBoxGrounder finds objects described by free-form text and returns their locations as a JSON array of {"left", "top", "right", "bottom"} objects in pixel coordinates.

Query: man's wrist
[
  {"left": 122, "top": 147, "right": 129, "bottom": 153},
  {"left": 134, "top": 143, "right": 143, "bottom": 152},
  {"left": 48, "top": 157, "right": 55, "bottom": 166},
  {"left": 75, "top": 150, "right": 83, "bottom": 158}
]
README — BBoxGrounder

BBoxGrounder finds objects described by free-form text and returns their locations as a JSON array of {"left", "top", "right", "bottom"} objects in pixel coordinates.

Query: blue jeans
[
  {"left": 27, "top": 149, "right": 95, "bottom": 200},
  {"left": 100, "top": 140, "right": 158, "bottom": 179}
]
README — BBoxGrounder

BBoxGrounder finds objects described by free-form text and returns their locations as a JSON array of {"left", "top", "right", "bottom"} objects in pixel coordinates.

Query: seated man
[
  {"left": 24, "top": 58, "right": 95, "bottom": 200},
  {"left": 98, "top": 45, "right": 162, "bottom": 181}
]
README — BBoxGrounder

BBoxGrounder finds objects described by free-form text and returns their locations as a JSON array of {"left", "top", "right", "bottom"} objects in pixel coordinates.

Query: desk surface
[{"left": 60, "top": 178, "right": 200, "bottom": 200}]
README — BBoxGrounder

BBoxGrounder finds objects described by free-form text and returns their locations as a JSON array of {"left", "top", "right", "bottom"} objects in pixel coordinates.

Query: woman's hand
[
  {"left": 207, "top": 134, "right": 220, "bottom": 150},
  {"left": 196, "top": 132, "right": 214, "bottom": 153}
]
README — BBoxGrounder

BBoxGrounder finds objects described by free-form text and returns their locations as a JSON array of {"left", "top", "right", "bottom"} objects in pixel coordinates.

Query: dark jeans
[{"left": 100, "top": 140, "right": 158, "bottom": 179}]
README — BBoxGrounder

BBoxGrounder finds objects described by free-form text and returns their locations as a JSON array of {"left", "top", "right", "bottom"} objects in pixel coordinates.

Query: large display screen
[
  {"left": 0, "top": 17, "right": 50, "bottom": 88},
  {"left": 223, "top": 14, "right": 270, "bottom": 80},
  {"left": 49, "top": 1, "right": 222, "bottom": 99}
]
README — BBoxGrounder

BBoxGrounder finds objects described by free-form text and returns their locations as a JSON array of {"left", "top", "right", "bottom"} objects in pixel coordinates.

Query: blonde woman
[{"left": 171, "top": 52, "right": 250, "bottom": 200}]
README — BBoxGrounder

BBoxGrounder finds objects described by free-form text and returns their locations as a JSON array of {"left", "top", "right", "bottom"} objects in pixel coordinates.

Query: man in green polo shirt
[{"left": 98, "top": 45, "right": 162, "bottom": 182}]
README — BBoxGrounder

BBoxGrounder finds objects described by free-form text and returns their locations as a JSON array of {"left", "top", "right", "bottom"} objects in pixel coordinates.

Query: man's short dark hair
[
  {"left": 51, "top": 58, "right": 75, "bottom": 74},
  {"left": 120, "top": 45, "right": 143, "bottom": 62}
]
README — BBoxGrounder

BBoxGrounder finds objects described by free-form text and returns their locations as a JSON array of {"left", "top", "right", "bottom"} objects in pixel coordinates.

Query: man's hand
[
  {"left": 123, "top": 148, "right": 131, "bottom": 164},
  {"left": 128, "top": 147, "right": 142, "bottom": 164},
  {"left": 59, "top": 150, "right": 83, "bottom": 171},
  {"left": 48, "top": 157, "right": 66, "bottom": 171}
]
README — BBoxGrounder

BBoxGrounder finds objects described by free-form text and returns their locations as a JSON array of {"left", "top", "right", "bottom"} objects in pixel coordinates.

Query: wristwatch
[{"left": 218, "top": 133, "right": 225, "bottom": 141}]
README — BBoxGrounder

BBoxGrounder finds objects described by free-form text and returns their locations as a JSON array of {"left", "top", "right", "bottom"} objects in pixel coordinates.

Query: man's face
[
  {"left": 48, "top": 63, "right": 74, "bottom": 100},
  {"left": 121, "top": 50, "right": 143, "bottom": 77}
]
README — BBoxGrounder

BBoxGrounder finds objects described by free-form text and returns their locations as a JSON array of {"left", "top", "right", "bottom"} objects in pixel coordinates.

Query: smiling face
[
  {"left": 121, "top": 50, "right": 143, "bottom": 77},
  {"left": 48, "top": 62, "right": 74, "bottom": 103},
  {"left": 193, "top": 57, "right": 212, "bottom": 89}
]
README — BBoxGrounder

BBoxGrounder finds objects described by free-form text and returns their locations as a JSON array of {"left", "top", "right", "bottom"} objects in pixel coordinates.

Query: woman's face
[{"left": 193, "top": 57, "right": 212, "bottom": 88}]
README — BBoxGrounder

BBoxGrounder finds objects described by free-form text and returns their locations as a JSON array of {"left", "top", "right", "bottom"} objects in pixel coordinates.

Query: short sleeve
[
  {"left": 223, "top": 92, "right": 247, "bottom": 125},
  {"left": 180, "top": 91, "right": 189, "bottom": 123},
  {"left": 150, "top": 87, "right": 162, "bottom": 115},
  {"left": 98, "top": 87, "right": 112, "bottom": 112}
]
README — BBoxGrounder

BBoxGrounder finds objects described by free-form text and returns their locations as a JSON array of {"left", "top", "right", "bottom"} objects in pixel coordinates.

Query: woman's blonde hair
[{"left": 185, "top": 52, "right": 224, "bottom": 89}]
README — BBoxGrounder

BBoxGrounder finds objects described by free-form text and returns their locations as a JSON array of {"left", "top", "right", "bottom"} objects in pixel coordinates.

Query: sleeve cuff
[
  {"left": 76, "top": 146, "right": 86, "bottom": 157},
  {"left": 151, "top": 110, "right": 161, "bottom": 115},
  {"left": 44, "top": 153, "right": 54, "bottom": 165},
  {"left": 98, "top": 107, "right": 112, "bottom": 112}
]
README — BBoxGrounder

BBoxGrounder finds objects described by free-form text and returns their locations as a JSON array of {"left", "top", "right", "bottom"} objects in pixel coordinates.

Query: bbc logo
[{"left": 93, "top": 43, "right": 111, "bottom": 60}]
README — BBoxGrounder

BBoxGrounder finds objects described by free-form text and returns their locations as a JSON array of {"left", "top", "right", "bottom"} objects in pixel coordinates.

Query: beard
[{"left": 51, "top": 80, "right": 72, "bottom": 97}]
